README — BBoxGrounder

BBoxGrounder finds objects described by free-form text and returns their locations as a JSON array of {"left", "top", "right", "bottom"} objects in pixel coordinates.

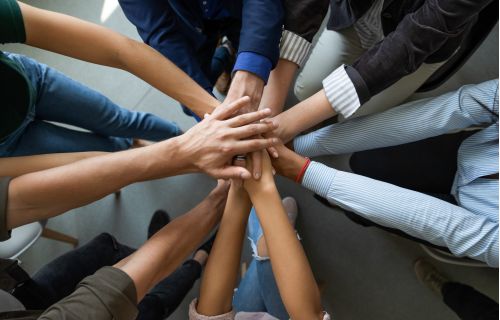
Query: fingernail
[
  {"left": 254, "top": 172, "right": 261, "bottom": 179},
  {"left": 263, "top": 108, "right": 271, "bottom": 114},
  {"left": 273, "top": 152, "right": 279, "bottom": 158},
  {"left": 272, "top": 138, "right": 279, "bottom": 143}
]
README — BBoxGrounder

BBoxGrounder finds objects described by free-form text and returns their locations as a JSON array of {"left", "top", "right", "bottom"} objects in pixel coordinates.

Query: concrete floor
[{"left": 2, "top": 1, "right": 498, "bottom": 319}]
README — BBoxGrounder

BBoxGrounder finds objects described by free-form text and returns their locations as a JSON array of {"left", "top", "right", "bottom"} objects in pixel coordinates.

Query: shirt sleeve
[
  {"left": 322, "top": 65, "right": 363, "bottom": 118},
  {"left": 302, "top": 161, "right": 499, "bottom": 267},
  {"left": 39, "top": 267, "right": 138, "bottom": 320},
  {"left": 279, "top": 30, "right": 311, "bottom": 68},
  {"left": 296, "top": 80, "right": 499, "bottom": 157},
  {"left": 344, "top": 0, "right": 492, "bottom": 108},
  {"left": 0, "top": 0, "right": 26, "bottom": 44},
  {"left": 233, "top": 52, "right": 272, "bottom": 84}
]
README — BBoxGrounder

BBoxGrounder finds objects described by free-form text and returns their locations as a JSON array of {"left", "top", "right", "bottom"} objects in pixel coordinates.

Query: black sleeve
[
  {"left": 282, "top": 0, "right": 329, "bottom": 43},
  {"left": 350, "top": 0, "right": 493, "bottom": 104}
]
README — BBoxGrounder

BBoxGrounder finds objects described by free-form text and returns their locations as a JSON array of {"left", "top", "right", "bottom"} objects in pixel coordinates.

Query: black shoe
[
  {"left": 196, "top": 231, "right": 218, "bottom": 255},
  {"left": 148, "top": 210, "right": 171, "bottom": 239}
]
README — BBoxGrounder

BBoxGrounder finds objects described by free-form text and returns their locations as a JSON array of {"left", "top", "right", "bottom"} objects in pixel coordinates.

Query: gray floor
[{"left": 2, "top": 1, "right": 498, "bottom": 319}]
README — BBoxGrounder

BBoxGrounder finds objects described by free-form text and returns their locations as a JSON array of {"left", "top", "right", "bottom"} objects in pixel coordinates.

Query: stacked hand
[{"left": 176, "top": 96, "right": 278, "bottom": 180}]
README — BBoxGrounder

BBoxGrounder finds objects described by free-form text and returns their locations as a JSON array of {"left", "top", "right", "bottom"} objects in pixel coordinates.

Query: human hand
[
  {"left": 270, "top": 143, "right": 308, "bottom": 182},
  {"left": 222, "top": 71, "right": 266, "bottom": 179},
  {"left": 243, "top": 150, "right": 276, "bottom": 196},
  {"left": 175, "top": 96, "right": 279, "bottom": 180}
]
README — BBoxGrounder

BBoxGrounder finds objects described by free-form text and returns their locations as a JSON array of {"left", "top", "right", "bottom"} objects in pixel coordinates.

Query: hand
[
  {"left": 270, "top": 143, "right": 308, "bottom": 182},
  {"left": 222, "top": 71, "right": 266, "bottom": 179},
  {"left": 176, "top": 97, "right": 279, "bottom": 180},
  {"left": 243, "top": 150, "right": 276, "bottom": 196}
]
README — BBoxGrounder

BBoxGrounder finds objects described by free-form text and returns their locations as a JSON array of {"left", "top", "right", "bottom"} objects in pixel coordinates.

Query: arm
[
  {"left": 40, "top": 184, "right": 228, "bottom": 319},
  {"left": 259, "top": 0, "right": 329, "bottom": 115},
  {"left": 196, "top": 184, "right": 252, "bottom": 316},
  {"left": 244, "top": 152, "right": 324, "bottom": 319},
  {"left": 0, "top": 152, "right": 106, "bottom": 177},
  {"left": 271, "top": 145, "right": 499, "bottom": 267},
  {"left": 317, "top": 0, "right": 493, "bottom": 120},
  {"left": 293, "top": 80, "right": 499, "bottom": 157},
  {"left": 5, "top": 98, "right": 278, "bottom": 229},
  {"left": 18, "top": 1, "right": 219, "bottom": 117}
]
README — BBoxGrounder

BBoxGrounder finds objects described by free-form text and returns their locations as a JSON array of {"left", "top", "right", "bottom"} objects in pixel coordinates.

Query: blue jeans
[
  {"left": 0, "top": 53, "right": 181, "bottom": 157},
  {"left": 233, "top": 208, "right": 289, "bottom": 320}
]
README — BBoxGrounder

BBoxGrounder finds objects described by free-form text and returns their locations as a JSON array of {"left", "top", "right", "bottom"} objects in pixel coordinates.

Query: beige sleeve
[
  {"left": 39, "top": 267, "right": 138, "bottom": 320},
  {"left": 188, "top": 299, "right": 236, "bottom": 320}
]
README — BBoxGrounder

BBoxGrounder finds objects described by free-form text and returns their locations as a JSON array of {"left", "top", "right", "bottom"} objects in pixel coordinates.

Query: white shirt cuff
[
  {"left": 279, "top": 30, "right": 311, "bottom": 68},
  {"left": 322, "top": 65, "right": 361, "bottom": 118},
  {"left": 301, "top": 161, "right": 338, "bottom": 199}
]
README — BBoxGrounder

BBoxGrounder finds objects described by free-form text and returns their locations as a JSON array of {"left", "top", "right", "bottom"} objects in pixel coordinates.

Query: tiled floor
[{"left": 2, "top": 1, "right": 498, "bottom": 319}]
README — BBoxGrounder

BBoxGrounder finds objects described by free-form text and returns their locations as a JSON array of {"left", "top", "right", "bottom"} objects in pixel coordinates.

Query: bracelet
[{"left": 295, "top": 157, "right": 311, "bottom": 183}]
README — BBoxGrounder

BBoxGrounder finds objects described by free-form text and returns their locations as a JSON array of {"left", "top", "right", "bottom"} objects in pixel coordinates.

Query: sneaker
[
  {"left": 196, "top": 231, "right": 218, "bottom": 255},
  {"left": 282, "top": 197, "right": 298, "bottom": 227},
  {"left": 148, "top": 210, "right": 171, "bottom": 239},
  {"left": 414, "top": 258, "right": 450, "bottom": 297}
]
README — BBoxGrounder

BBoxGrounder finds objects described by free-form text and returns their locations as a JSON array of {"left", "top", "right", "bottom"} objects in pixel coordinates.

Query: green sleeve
[{"left": 0, "top": 0, "right": 26, "bottom": 44}]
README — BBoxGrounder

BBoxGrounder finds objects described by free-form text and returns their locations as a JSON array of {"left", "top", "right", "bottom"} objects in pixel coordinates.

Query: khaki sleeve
[{"left": 39, "top": 267, "right": 138, "bottom": 320}]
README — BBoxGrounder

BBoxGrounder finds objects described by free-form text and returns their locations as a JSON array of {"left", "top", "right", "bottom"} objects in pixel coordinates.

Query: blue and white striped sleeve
[
  {"left": 295, "top": 80, "right": 499, "bottom": 157},
  {"left": 302, "top": 161, "right": 499, "bottom": 267}
]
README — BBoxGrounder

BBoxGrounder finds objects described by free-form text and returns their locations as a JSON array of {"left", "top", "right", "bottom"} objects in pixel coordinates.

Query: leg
[
  {"left": 350, "top": 130, "right": 476, "bottom": 194},
  {"left": 136, "top": 260, "right": 202, "bottom": 320},
  {"left": 350, "top": 61, "right": 446, "bottom": 118},
  {"left": 10, "top": 53, "right": 181, "bottom": 143},
  {"left": 233, "top": 260, "right": 267, "bottom": 313},
  {"left": 233, "top": 208, "right": 289, "bottom": 319},
  {"left": 294, "top": 26, "right": 364, "bottom": 101},
  {"left": 8, "top": 120, "right": 132, "bottom": 156},
  {"left": 13, "top": 233, "right": 134, "bottom": 309},
  {"left": 442, "top": 282, "right": 499, "bottom": 320}
]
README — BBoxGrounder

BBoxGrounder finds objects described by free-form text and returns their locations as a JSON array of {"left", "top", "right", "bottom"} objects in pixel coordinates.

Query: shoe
[
  {"left": 414, "top": 259, "right": 450, "bottom": 297},
  {"left": 148, "top": 210, "right": 171, "bottom": 239},
  {"left": 282, "top": 197, "right": 298, "bottom": 227},
  {"left": 196, "top": 231, "right": 217, "bottom": 255}
]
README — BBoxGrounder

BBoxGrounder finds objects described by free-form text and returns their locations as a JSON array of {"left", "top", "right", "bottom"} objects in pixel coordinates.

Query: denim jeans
[
  {"left": 233, "top": 208, "right": 289, "bottom": 320},
  {"left": 0, "top": 53, "right": 181, "bottom": 157},
  {"left": 12, "top": 233, "right": 202, "bottom": 319}
]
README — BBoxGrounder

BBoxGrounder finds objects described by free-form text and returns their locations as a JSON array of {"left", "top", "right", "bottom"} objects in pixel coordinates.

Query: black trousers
[
  {"left": 341, "top": 131, "right": 477, "bottom": 249},
  {"left": 442, "top": 282, "right": 499, "bottom": 320},
  {"left": 12, "top": 233, "right": 201, "bottom": 319}
]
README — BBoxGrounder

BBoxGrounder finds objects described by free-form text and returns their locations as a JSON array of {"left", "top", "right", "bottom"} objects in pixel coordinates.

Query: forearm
[
  {"left": 302, "top": 161, "right": 499, "bottom": 266},
  {"left": 7, "top": 139, "right": 185, "bottom": 229},
  {"left": 197, "top": 185, "right": 252, "bottom": 315},
  {"left": 19, "top": 2, "right": 218, "bottom": 116},
  {"left": 259, "top": 59, "right": 298, "bottom": 116},
  {"left": 276, "top": 90, "right": 336, "bottom": 143},
  {"left": 249, "top": 186, "right": 323, "bottom": 319},
  {"left": 0, "top": 152, "right": 106, "bottom": 177},
  {"left": 117, "top": 193, "right": 223, "bottom": 301}
]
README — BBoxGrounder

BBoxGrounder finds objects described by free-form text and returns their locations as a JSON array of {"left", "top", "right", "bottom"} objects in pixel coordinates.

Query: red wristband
[{"left": 295, "top": 158, "right": 311, "bottom": 183}]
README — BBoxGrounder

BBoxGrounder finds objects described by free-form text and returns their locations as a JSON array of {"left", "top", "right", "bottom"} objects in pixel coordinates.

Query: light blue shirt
[{"left": 295, "top": 80, "right": 499, "bottom": 267}]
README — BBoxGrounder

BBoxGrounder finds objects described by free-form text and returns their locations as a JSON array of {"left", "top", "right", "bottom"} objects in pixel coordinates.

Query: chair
[{"left": 0, "top": 220, "right": 78, "bottom": 259}]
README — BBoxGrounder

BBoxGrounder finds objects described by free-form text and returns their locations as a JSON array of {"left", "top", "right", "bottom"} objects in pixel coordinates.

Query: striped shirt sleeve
[
  {"left": 302, "top": 161, "right": 499, "bottom": 267},
  {"left": 322, "top": 65, "right": 361, "bottom": 118},
  {"left": 279, "top": 30, "right": 311, "bottom": 68}
]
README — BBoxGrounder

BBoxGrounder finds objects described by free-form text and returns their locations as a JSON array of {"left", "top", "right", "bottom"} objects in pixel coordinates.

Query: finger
[
  {"left": 229, "top": 122, "right": 278, "bottom": 139},
  {"left": 229, "top": 137, "right": 279, "bottom": 156},
  {"left": 252, "top": 150, "right": 262, "bottom": 180},
  {"left": 212, "top": 166, "right": 252, "bottom": 180},
  {"left": 227, "top": 108, "right": 272, "bottom": 127},
  {"left": 212, "top": 96, "right": 251, "bottom": 120},
  {"left": 232, "top": 156, "right": 247, "bottom": 168},
  {"left": 267, "top": 146, "right": 279, "bottom": 158}
]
